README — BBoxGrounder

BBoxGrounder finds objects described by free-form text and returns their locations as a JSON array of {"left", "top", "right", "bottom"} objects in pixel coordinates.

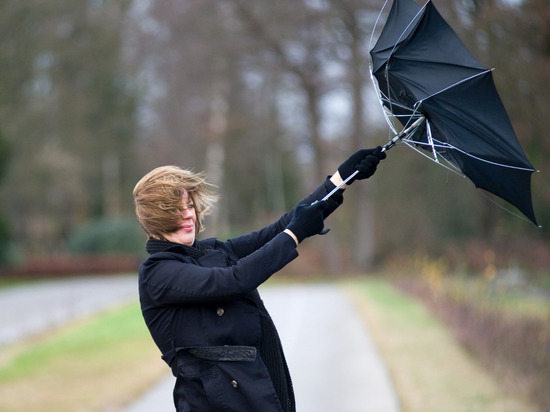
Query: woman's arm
[
  {"left": 329, "top": 170, "right": 347, "bottom": 188},
  {"left": 226, "top": 176, "right": 343, "bottom": 258},
  {"left": 223, "top": 147, "right": 385, "bottom": 259},
  {"left": 141, "top": 232, "right": 299, "bottom": 305}
]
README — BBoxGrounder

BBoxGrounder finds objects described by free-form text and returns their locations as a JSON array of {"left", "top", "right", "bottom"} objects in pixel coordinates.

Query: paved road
[
  {"left": 0, "top": 277, "right": 400, "bottom": 411},
  {"left": 125, "top": 283, "right": 401, "bottom": 412},
  {"left": 0, "top": 275, "right": 137, "bottom": 346}
]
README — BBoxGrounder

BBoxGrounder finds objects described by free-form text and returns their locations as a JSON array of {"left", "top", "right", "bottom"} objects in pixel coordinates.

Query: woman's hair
[{"left": 133, "top": 166, "right": 218, "bottom": 239}]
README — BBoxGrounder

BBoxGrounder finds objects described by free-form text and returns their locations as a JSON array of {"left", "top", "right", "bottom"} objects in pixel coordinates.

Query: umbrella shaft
[
  {"left": 320, "top": 117, "right": 425, "bottom": 202},
  {"left": 321, "top": 170, "right": 359, "bottom": 201},
  {"left": 382, "top": 135, "right": 401, "bottom": 152},
  {"left": 383, "top": 116, "right": 426, "bottom": 152}
]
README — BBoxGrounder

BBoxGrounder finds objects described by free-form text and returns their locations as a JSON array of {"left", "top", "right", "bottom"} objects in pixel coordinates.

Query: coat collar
[{"left": 145, "top": 238, "right": 212, "bottom": 259}]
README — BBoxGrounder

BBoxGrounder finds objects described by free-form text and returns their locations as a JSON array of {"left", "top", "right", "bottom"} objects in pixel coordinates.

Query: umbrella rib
[
  {"left": 403, "top": 139, "right": 466, "bottom": 177},
  {"left": 477, "top": 190, "right": 541, "bottom": 227},
  {"left": 370, "top": 70, "right": 400, "bottom": 135},
  {"left": 425, "top": 119, "right": 438, "bottom": 161},
  {"left": 404, "top": 138, "right": 539, "bottom": 226},
  {"left": 422, "top": 69, "right": 492, "bottom": 101},
  {"left": 368, "top": 0, "right": 391, "bottom": 51},
  {"left": 385, "top": 3, "right": 428, "bottom": 64},
  {"left": 375, "top": 84, "right": 424, "bottom": 132},
  {"left": 408, "top": 136, "right": 536, "bottom": 172},
  {"left": 401, "top": 139, "right": 464, "bottom": 175},
  {"left": 442, "top": 144, "right": 535, "bottom": 172},
  {"left": 368, "top": 0, "right": 426, "bottom": 66},
  {"left": 383, "top": 116, "right": 426, "bottom": 151},
  {"left": 378, "top": 8, "right": 431, "bottom": 131}
]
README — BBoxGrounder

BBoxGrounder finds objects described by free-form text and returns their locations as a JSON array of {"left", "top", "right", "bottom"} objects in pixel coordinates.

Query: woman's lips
[{"left": 181, "top": 223, "right": 194, "bottom": 231}]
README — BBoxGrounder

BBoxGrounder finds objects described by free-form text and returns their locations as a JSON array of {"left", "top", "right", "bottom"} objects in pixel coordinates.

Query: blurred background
[
  {"left": 0, "top": 0, "right": 548, "bottom": 275},
  {"left": 0, "top": 1, "right": 549, "bottom": 411}
]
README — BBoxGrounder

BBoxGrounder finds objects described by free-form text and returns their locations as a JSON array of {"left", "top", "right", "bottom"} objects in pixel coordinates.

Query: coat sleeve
[
  {"left": 226, "top": 176, "right": 344, "bottom": 259},
  {"left": 140, "top": 232, "right": 299, "bottom": 304}
]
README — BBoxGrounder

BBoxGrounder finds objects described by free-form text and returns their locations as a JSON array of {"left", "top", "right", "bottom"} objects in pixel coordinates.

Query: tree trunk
[{"left": 348, "top": 9, "right": 376, "bottom": 269}]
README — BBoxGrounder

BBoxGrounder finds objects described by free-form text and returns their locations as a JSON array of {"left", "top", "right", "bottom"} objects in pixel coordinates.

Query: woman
[{"left": 133, "top": 147, "right": 385, "bottom": 412}]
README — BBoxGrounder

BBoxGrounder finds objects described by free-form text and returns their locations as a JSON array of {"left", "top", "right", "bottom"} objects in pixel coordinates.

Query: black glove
[
  {"left": 286, "top": 201, "right": 328, "bottom": 243},
  {"left": 337, "top": 147, "right": 386, "bottom": 184}
]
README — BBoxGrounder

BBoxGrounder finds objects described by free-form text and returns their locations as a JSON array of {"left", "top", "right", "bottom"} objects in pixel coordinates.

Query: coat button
[
  {"left": 216, "top": 307, "right": 225, "bottom": 316},
  {"left": 231, "top": 380, "right": 239, "bottom": 388}
]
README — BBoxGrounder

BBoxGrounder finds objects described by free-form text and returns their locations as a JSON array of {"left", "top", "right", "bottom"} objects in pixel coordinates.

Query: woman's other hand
[{"left": 284, "top": 201, "right": 328, "bottom": 245}]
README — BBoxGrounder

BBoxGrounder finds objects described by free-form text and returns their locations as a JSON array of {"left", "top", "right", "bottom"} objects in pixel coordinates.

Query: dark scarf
[
  {"left": 145, "top": 238, "right": 215, "bottom": 259},
  {"left": 144, "top": 237, "right": 295, "bottom": 412}
]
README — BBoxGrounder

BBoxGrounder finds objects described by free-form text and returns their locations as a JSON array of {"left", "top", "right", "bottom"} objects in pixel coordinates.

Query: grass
[
  {"left": 344, "top": 277, "right": 538, "bottom": 412},
  {"left": 395, "top": 274, "right": 550, "bottom": 411},
  {"left": 442, "top": 275, "right": 550, "bottom": 319},
  {"left": 0, "top": 278, "right": 37, "bottom": 290},
  {"left": 0, "top": 301, "right": 167, "bottom": 412}
]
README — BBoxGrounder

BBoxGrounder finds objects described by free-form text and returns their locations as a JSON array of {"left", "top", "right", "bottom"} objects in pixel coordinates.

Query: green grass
[
  {"left": 344, "top": 277, "right": 538, "bottom": 412},
  {"left": 0, "top": 278, "right": 37, "bottom": 290},
  {"left": 0, "top": 301, "right": 167, "bottom": 412},
  {"left": 1, "top": 302, "right": 145, "bottom": 380}
]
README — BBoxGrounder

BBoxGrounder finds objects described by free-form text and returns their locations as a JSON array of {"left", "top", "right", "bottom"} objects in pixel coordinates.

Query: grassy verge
[
  {"left": 0, "top": 301, "right": 167, "bottom": 412},
  {"left": 344, "top": 277, "right": 538, "bottom": 412},
  {"left": 395, "top": 275, "right": 550, "bottom": 411}
]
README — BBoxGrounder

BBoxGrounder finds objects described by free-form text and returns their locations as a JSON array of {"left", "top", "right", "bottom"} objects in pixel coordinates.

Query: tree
[
  {"left": 0, "top": 0, "right": 137, "bottom": 255},
  {"left": 0, "top": 0, "right": 547, "bottom": 270},
  {"left": 0, "top": 130, "right": 11, "bottom": 265}
]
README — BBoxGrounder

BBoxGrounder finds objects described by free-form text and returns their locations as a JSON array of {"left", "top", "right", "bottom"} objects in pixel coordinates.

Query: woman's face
[{"left": 163, "top": 190, "right": 196, "bottom": 246}]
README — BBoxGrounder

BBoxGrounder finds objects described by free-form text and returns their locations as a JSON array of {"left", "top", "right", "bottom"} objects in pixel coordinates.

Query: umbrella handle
[{"left": 382, "top": 116, "right": 426, "bottom": 152}]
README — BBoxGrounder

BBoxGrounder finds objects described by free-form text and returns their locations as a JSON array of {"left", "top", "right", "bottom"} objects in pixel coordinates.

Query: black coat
[{"left": 138, "top": 179, "right": 343, "bottom": 412}]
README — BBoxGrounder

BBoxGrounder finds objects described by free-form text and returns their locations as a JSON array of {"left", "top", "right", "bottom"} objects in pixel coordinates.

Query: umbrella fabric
[{"left": 370, "top": 0, "right": 538, "bottom": 225}]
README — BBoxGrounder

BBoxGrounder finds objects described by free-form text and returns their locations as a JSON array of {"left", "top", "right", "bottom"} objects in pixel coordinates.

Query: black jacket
[{"left": 138, "top": 178, "right": 343, "bottom": 412}]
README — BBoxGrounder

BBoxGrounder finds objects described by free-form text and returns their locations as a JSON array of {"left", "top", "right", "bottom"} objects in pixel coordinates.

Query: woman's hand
[
  {"left": 285, "top": 201, "right": 328, "bottom": 245},
  {"left": 336, "top": 147, "right": 386, "bottom": 185}
]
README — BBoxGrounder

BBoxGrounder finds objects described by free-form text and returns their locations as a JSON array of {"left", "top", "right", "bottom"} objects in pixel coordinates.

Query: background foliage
[{"left": 0, "top": 0, "right": 548, "bottom": 272}]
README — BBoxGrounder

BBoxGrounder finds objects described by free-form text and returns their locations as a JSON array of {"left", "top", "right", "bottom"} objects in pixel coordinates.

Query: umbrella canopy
[{"left": 370, "top": 0, "right": 538, "bottom": 225}]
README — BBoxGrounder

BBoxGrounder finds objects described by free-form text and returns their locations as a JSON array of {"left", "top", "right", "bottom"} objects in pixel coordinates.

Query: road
[
  {"left": 125, "top": 283, "right": 401, "bottom": 412},
  {"left": 0, "top": 276, "right": 400, "bottom": 411},
  {"left": 0, "top": 275, "right": 137, "bottom": 346}
]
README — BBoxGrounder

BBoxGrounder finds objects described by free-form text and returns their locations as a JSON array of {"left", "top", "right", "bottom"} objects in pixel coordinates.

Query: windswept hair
[{"left": 133, "top": 166, "right": 218, "bottom": 239}]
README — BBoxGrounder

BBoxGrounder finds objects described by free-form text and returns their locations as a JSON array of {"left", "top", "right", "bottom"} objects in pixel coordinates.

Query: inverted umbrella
[{"left": 365, "top": 0, "right": 538, "bottom": 225}]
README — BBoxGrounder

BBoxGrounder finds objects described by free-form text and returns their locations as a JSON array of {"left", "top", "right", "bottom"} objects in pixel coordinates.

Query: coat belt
[
  {"left": 163, "top": 345, "right": 257, "bottom": 366},
  {"left": 188, "top": 345, "right": 257, "bottom": 361}
]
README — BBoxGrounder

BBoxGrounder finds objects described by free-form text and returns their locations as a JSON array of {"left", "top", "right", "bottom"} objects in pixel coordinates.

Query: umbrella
[{"left": 366, "top": 0, "right": 538, "bottom": 225}]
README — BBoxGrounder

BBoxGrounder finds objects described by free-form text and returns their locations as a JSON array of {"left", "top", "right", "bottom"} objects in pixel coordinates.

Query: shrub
[{"left": 67, "top": 217, "right": 146, "bottom": 256}]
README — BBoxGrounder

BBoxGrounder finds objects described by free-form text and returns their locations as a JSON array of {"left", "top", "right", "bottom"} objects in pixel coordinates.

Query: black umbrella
[{"left": 368, "top": 0, "right": 538, "bottom": 225}]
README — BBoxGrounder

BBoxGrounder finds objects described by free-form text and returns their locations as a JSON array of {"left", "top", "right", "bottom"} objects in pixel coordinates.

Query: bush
[
  {"left": 0, "top": 215, "right": 12, "bottom": 266},
  {"left": 67, "top": 217, "right": 146, "bottom": 256}
]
